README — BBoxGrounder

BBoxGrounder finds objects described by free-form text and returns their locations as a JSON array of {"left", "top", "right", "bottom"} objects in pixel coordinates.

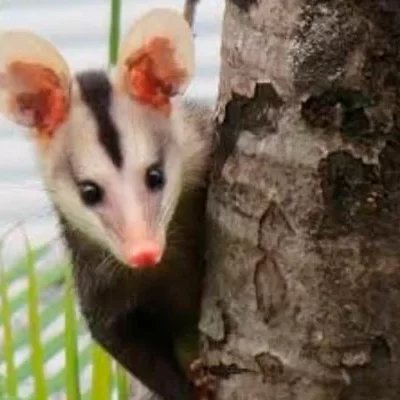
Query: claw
[
  {"left": 189, "top": 357, "right": 217, "bottom": 400},
  {"left": 190, "top": 357, "right": 205, "bottom": 371}
]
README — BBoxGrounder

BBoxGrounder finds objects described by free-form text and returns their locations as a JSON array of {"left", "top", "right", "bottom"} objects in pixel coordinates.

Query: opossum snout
[
  {"left": 126, "top": 240, "right": 162, "bottom": 268},
  {"left": 121, "top": 225, "right": 164, "bottom": 268}
]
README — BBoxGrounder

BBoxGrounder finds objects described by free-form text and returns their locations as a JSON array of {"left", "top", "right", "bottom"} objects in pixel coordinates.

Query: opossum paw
[{"left": 189, "top": 357, "right": 217, "bottom": 400}]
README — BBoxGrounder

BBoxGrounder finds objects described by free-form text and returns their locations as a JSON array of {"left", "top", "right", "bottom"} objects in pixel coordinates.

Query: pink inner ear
[
  {"left": 6, "top": 61, "right": 69, "bottom": 138},
  {"left": 124, "top": 37, "right": 187, "bottom": 115}
]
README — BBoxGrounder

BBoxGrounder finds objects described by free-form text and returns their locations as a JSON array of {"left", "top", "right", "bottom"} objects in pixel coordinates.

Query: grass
[
  {"left": 0, "top": 238, "right": 131, "bottom": 400},
  {"left": 25, "top": 235, "right": 48, "bottom": 400},
  {"left": 0, "top": 258, "right": 18, "bottom": 398},
  {"left": 64, "top": 270, "right": 81, "bottom": 400},
  {"left": 109, "top": 0, "right": 121, "bottom": 67}
]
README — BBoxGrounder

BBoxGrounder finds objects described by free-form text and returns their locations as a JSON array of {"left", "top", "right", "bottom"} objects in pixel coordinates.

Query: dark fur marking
[{"left": 76, "top": 70, "right": 123, "bottom": 168}]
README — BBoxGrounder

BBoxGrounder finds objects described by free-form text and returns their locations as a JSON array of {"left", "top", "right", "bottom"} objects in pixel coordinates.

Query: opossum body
[{"left": 0, "top": 9, "right": 215, "bottom": 400}]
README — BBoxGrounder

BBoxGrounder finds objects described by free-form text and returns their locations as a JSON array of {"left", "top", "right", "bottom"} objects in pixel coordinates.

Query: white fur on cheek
[{"left": 55, "top": 180, "right": 110, "bottom": 247}]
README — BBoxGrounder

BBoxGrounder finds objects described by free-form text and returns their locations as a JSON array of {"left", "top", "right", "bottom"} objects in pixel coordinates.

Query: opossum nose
[{"left": 127, "top": 240, "right": 162, "bottom": 267}]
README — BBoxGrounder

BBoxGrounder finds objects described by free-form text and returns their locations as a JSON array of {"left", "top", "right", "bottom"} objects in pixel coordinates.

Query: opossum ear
[
  {"left": 116, "top": 8, "right": 195, "bottom": 114},
  {"left": 0, "top": 31, "right": 71, "bottom": 140}
]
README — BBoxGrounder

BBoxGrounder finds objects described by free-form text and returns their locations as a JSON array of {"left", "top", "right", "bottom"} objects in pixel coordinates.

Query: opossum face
[
  {"left": 0, "top": 9, "right": 199, "bottom": 268},
  {"left": 50, "top": 71, "right": 189, "bottom": 267}
]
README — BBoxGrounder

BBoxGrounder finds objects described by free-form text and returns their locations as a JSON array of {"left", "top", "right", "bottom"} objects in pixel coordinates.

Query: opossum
[{"left": 0, "top": 8, "right": 215, "bottom": 400}]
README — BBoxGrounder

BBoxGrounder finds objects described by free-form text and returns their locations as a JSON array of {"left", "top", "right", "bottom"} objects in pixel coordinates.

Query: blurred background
[{"left": 0, "top": 1, "right": 223, "bottom": 399}]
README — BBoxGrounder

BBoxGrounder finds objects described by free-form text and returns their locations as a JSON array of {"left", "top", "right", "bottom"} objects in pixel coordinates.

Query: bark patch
[
  {"left": 230, "top": 0, "right": 259, "bottom": 13},
  {"left": 301, "top": 88, "right": 378, "bottom": 144},
  {"left": 254, "top": 201, "right": 292, "bottom": 322},
  {"left": 239, "top": 83, "right": 284, "bottom": 135},
  {"left": 215, "top": 83, "right": 284, "bottom": 175},
  {"left": 317, "top": 151, "right": 384, "bottom": 237},
  {"left": 339, "top": 336, "right": 393, "bottom": 400},
  {"left": 254, "top": 256, "right": 287, "bottom": 323},
  {"left": 259, "top": 200, "right": 295, "bottom": 250},
  {"left": 292, "top": 3, "right": 362, "bottom": 93},
  {"left": 379, "top": 137, "right": 400, "bottom": 194},
  {"left": 370, "top": 336, "right": 391, "bottom": 368},
  {"left": 255, "top": 352, "right": 285, "bottom": 383},
  {"left": 209, "top": 363, "right": 252, "bottom": 379},
  {"left": 220, "top": 83, "right": 283, "bottom": 138},
  {"left": 317, "top": 143, "right": 400, "bottom": 240}
]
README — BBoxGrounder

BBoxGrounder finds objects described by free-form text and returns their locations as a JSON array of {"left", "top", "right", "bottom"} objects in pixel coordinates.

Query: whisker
[
  {"left": 94, "top": 253, "right": 124, "bottom": 282},
  {"left": 159, "top": 194, "right": 176, "bottom": 227},
  {"left": 96, "top": 253, "right": 114, "bottom": 272}
]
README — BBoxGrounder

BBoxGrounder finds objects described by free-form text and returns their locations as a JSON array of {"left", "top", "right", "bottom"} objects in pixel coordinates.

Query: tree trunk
[{"left": 201, "top": 1, "right": 400, "bottom": 399}]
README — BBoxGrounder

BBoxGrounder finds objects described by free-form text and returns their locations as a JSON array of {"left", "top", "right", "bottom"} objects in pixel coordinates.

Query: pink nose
[{"left": 127, "top": 241, "right": 162, "bottom": 268}]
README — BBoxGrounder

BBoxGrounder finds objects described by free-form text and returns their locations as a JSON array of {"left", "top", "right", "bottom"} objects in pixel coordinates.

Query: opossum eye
[
  {"left": 78, "top": 180, "right": 104, "bottom": 206},
  {"left": 145, "top": 164, "right": 165, "bottom": 191}
]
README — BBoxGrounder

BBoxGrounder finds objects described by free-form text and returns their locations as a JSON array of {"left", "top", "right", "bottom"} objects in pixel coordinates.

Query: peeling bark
[{"left": 201, "top": 1, "right": 400, "bottom": 399}]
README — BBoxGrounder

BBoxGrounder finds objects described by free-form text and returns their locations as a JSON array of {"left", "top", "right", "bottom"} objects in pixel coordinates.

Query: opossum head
[{"left": 0, "top": 9, "right": 208, "bottom": 269}]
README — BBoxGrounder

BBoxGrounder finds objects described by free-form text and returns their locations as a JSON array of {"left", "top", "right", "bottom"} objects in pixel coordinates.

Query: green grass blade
[
  {"left": 116, "top": 364, "right": 129, "bottom": 400},
  {"left": 4, "top": 242, "right": 52, "bottom": 284},
  {"left": 43, "top": 346, "right": 91, "bottom": 400},
  {"left": 65, "top": 270, "right": 81, "bottom": 400},
  {"left": 0, "top": 260, "right": 18, "bottom": 398},
  {"left": 24, "top": 343, "right": 93, "bottom": 400},
  {"left": 14, "top": 295, "right": 68, "bottom": 351},
  {"left": 0, "top": 262, "right": 66, "bottom": 326},
  {"left": 15, "top": 325, "right": 87, "bottom": 383},
  {"left": 25, "top": 236, "right": 48, "bottom": 400},
  {"left": 90, "top": 343, "right": 112, "bottom": 400},
  {"left": 108, "top": 0, "right": 121, "bottom": 66}
]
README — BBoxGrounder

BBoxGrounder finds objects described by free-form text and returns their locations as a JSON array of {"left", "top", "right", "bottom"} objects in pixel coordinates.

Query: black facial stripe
[{"left": 76, "top": 70, "right": 123, "bottom": 168}]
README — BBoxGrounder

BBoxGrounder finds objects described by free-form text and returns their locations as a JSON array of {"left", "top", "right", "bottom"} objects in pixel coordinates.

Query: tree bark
[{"left": 201, "top": 1, "right": 400, "bottom": 399}]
